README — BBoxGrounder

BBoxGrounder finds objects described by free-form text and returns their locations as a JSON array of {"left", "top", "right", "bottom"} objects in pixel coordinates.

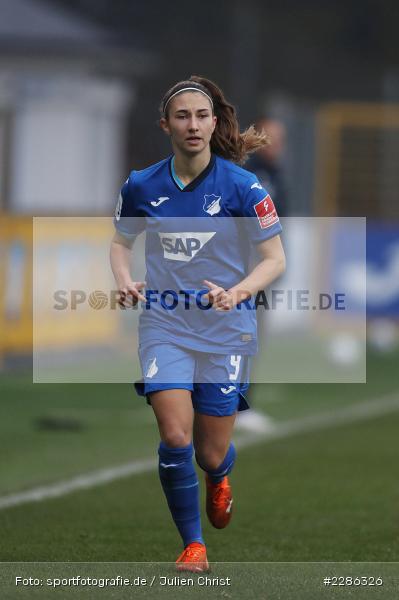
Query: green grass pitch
[{"left": 0, "top": 348, "right": 398, "bottom": 598}]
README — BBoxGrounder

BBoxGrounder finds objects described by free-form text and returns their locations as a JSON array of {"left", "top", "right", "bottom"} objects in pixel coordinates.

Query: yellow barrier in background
[
  {"left": 0, "top": 216, "right": 32, "bottom": 356},
  {"left": 315, "top": 102, "right": 399, "bottom": 216},
  {"left": 0, "top": 216, "right": 120, "bottom": 361}
]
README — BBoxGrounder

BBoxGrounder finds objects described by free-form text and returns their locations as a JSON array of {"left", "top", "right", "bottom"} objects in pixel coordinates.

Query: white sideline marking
[
  {"left": 234, "top": 392, "right": 399, "bottom": 448},
  {"left": 236, "top": 409, "right": 276, "bottom": 434},
  {"left": 0, "top": 392, "right": 398, "bottom": 511},
  {"left": 0, "top": 459, "right": 156, "bottom": 511}
]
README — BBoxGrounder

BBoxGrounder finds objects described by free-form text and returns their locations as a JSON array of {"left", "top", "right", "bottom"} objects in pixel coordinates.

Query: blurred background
[
  {"left": 0, "top": 0, "right": 399, "bottom": 570},
  {"left": 1, "top": 0, "right": 398, "bottom": 368}
]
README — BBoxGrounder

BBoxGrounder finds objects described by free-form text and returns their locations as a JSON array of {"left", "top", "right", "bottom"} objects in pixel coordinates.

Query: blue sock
[
  {"left": 196, "top": 442, "right": 236, "bottom": 483},
  {"left": 158, "top": 442, "right": 204, "bottom": 547}
]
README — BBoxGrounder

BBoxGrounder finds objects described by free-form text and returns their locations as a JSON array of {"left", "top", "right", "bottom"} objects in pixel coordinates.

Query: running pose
[{"left": 110, "top": 76, "right": 285, "bottom": 572}]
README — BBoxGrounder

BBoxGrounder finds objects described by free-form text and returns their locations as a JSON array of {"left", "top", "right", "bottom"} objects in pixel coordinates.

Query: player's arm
[
  {"left": 110, "top": 231, "right": 146, "bottom": 307},
  {"left": 231, "top": 234, "right": 286, "bottom": 301},
  {"left": 204, "top": 235, "right": 285, "bottom": 310}
]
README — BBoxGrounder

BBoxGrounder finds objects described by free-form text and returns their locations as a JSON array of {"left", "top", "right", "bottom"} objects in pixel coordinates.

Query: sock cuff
[{"left": 158, "top": 441, "right": 193, "bottom": 461}]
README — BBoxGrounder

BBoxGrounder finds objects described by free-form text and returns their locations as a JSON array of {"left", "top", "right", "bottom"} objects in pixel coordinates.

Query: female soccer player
[{"left": 110, "top": 76, "right": 285, "bottom": 572}]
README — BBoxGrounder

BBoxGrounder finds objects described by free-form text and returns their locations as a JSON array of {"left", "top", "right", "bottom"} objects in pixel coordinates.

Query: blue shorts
[{"left": 134, "top": 342, "right": 251, "bottom": 417}]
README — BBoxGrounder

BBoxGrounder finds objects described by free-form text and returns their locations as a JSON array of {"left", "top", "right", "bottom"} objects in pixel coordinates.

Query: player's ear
[
  {"left": 212, "top": 115, "right": 217, "bottom": 133},
  {"left": 160, "top": 117, "right": 170, "bottom": 136}
]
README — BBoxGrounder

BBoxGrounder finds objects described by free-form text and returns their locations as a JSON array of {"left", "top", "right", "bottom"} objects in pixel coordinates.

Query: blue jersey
[{"left": 114, "top": 154, "right": 282, "bottom": 355}]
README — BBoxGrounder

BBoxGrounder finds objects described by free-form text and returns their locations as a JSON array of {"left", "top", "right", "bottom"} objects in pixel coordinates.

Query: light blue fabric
[{"left": 171, "top": 156, "right": 186, "bottom": 190}]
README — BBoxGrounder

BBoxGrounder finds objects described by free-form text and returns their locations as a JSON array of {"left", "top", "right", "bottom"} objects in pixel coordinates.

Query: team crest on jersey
[
  {"left": 253, "top": 195, "right": 279, "bottom": 229},
  {"left": 203, "top": 194, "right": 221, "bottom": 215},
  {"left": 114, "top": 192, "right": 123, "bottom": 221},
  {"left": 145, "top": 357, "right": 158, "bottom": 379},
  {"left": 158, "top": 232, "right": 216, "bottom": 262}
]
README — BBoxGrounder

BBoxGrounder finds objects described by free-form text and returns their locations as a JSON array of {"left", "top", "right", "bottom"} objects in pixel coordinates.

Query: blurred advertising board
[{"left": 366, "top": 224, "right": 399, "bottom": 317}]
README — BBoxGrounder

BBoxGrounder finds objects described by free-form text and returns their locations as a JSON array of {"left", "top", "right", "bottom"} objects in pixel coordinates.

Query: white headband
[{"left": 163, "top": 87, "right": 213, "bottom": 113}]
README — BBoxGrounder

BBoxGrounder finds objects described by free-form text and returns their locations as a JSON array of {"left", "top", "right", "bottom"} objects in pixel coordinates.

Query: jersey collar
[{"left": 169, "top": 154, "right": 216, "bottom": 192}]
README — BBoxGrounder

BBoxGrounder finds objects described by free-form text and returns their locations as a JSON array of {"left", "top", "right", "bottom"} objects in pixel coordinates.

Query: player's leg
[
  {"left": 193, "top": 411, "right": 237, "bottom": 529},
  {"left": 151, "top": 388, "right": 193, "bottom": 449},
  {"left": 193, "top": 412, "right": 236, "bottom": 475},
  {"left": 193, "top": 352, "right": 244, "bottom": 476},
  {"left": 192, "top": 353, "right": 250, "bottom": 528},
  {"left": 151, "top": 389, "right": 208, "bottom": 571},
  {"left": 135, "top": 342, "right": 208, "bottom": 570}
]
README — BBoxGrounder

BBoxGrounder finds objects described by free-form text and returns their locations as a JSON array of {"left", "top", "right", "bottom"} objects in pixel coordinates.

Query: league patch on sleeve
[{"left": 253, "top": 195, "right": 279, "bottom": 229}]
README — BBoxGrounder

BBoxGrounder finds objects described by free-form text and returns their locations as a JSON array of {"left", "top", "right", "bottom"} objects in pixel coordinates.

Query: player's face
[{"left": 161, "top": 92, "right": 216, "bottom": 157}]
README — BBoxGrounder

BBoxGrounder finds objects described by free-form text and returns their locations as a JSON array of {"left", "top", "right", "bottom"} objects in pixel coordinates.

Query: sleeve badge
[{"left": 253, "top": 195, "right": 279, "bottom": 229}]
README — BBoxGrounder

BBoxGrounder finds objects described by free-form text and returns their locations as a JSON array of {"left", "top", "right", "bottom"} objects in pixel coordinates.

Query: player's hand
[
  {"left": 203, "top": 280, "right": 234, "bottom": 311},
  {"left": 118, "top": 281, "right": 146, "bottom": 308}
]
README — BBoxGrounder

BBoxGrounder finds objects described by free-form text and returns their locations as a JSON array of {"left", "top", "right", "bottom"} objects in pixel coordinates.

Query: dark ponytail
[{"left": 160, "top": 75, "right": 270, "bottom": 165}]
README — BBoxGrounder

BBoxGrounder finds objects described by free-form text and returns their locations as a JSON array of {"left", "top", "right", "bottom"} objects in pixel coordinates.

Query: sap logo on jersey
[
  {"left": 203, "top": 194, "right": 221, "bottom": 215},
  {"left": 158, "top": 232, "right": 216, "bottom": 262}
]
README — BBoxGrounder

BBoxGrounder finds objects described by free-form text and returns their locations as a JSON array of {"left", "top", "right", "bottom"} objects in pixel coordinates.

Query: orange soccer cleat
[
  {"left": 205, "top": 475, "right": 233, "bottom": 529},
  {"left": 175, "top": 542, "right": 209, "bottom": 572}
]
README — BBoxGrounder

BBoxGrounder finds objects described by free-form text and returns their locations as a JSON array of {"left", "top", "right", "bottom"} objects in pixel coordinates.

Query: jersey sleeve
[
  {"left": 113, "top": 173, "right": 145, "bottom": 240},
  {"left": 241, "top": 175, "right": 283, "bottom": 245}
]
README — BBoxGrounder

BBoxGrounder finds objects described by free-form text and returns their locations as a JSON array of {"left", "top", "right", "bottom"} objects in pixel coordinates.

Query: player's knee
[
  {"left": 195, "top": 449, "right": 225, "bottom": 472},
  {"left": 162, "top": 430, "right": 191, "bottom": 448}
]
